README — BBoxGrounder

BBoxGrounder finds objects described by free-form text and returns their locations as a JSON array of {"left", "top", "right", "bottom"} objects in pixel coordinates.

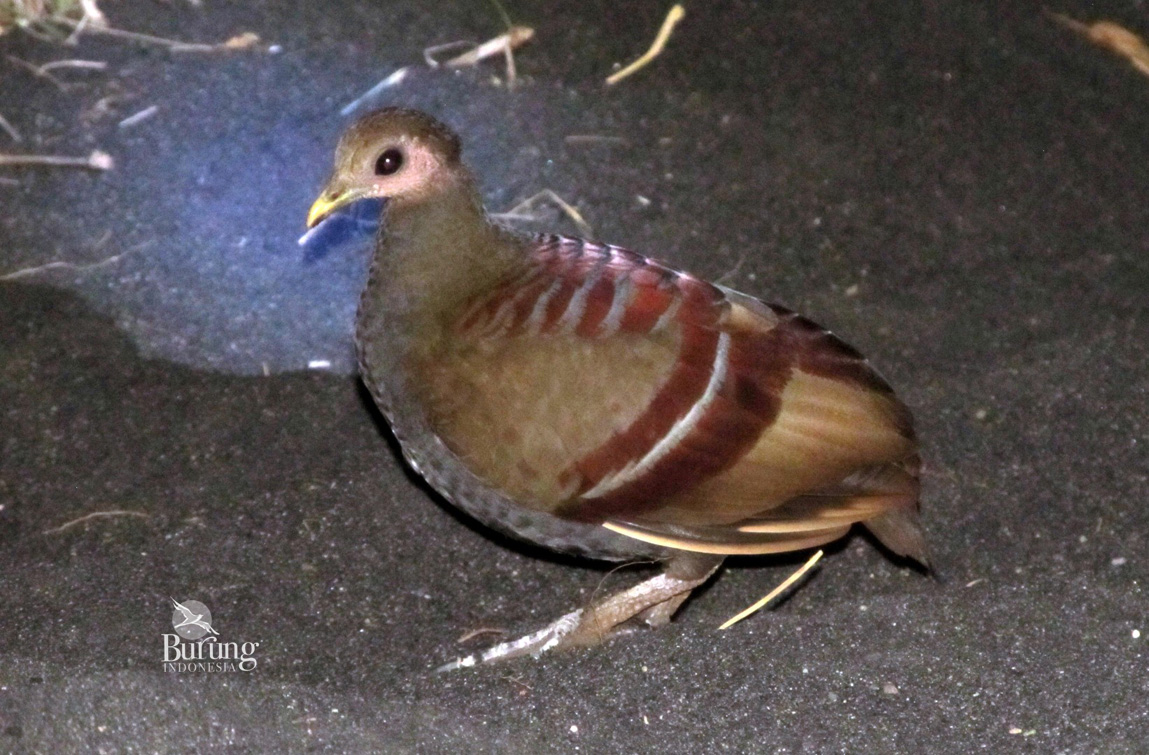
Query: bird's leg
[{"left": 437, "top": 553, "right": 723, "bottom": 671}]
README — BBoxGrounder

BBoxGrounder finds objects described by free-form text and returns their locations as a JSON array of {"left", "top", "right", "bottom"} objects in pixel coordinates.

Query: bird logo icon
[{"left": 170, "top": 598, "right": 218, "bottom": 640}]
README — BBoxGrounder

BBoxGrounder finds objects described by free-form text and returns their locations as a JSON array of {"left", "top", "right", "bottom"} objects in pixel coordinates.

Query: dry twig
[
  {"left": 56, "top": 18, "right": 261, "bottom": 53},
  {"left": 0, "top": 242, "right": 141, "bottom": 281},
  {"left": 491, "top": 189, "right": 593, "bottom": 237},
  {"left": 43, "top": 509, "right": 149, "bottom": 535},
  {"left": 118, "top": 104, "right": 159, "bottom": 128},
  {"left": 424, "top": 26, "right": 534, "bottom": 85},
  {"left": 446, "top": 26, "right": 533, "bottom": 65},
  {"left": 457, "top": 627, "right": 508, "bottom": 644},
  {"left": 606, "top": 4, "right": 686, "bottom": 86},
  {"left": 6, "top": 54, "right": 65, "bottom": 88},
  {"left": 0, "top": 149, "right": 112, "bottom": 170}
]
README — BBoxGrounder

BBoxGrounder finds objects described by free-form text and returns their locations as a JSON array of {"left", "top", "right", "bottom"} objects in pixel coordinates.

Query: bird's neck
[{"left": 357, "top": 174, "right": 526, "bottom": 356}]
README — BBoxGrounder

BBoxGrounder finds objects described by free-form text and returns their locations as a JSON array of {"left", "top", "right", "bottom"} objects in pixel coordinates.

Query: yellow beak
[{"left": 306, "top": 192, "right": 349, "bottom": 229}]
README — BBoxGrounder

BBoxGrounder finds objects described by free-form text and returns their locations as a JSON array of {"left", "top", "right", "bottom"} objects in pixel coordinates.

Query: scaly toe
[{"left": 436, "top": 609, "right": 584, "bottom": 672}]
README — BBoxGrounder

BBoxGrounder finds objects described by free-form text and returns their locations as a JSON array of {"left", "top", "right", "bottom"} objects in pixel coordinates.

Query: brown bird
[{"left": 306, "top": 108, "right": 926, "bottom": 669}]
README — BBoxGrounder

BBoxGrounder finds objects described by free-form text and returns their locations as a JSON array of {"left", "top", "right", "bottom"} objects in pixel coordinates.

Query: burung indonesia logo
[{"left": 162, "top": 598, "right": 259, "bottom": 672}]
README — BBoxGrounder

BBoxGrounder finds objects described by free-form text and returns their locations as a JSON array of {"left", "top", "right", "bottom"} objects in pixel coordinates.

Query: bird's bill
[{"left": 306, "top": 187, "right": 366, "bottom": 229}]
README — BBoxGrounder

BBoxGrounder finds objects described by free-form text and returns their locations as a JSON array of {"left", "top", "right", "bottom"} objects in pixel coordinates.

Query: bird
[
  {"left": 171, "top": 598, "right": 218, "bottom": 636},
  {"left": 304, "top": 108, "right": 926, "bottom": 668}
]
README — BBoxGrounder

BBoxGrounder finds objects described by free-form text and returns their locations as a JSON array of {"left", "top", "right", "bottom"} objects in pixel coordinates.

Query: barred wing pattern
[{"left": 415, "top": 235, "right": 925, "bottom": 561}]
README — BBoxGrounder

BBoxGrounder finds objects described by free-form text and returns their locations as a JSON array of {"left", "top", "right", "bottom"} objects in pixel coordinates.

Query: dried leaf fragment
[
  {"left": 1048, "top": 11, "right": 1149, "bottom": 78},
  {"left": 221, "top": 31, "right": 260, "bottom": 50}
]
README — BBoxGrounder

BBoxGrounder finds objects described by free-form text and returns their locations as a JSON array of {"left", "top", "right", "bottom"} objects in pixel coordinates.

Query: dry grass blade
[
  {"left": 39, "top": 58, "right": 105, "bottom": 72},
  {"left": 340, "top": 66, "right": 411, "bottom": 116},
  {"left": 564, "top": 134, "right": 629, "bottom": 146},
  {"left": 118, "top": 104, "right": 158, "bottom": 128},
  {"left": 0, "top": 111, "right": 21, "bottom": 142},
  {"left": 606, "top": 3, "right": 686, "bottom": 86},
  {"left": 718, "top": 550, "right": 824, "bottom": 630}
]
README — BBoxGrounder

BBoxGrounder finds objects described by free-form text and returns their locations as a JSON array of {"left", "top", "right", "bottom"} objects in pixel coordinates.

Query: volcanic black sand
[{"left": 1, "top": 1, "right": 1146, "bottom": 751}]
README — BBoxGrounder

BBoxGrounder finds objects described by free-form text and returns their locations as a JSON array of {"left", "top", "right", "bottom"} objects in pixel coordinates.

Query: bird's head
[{"left": 306, "top": 108, "right": 464, "bottom": 229}]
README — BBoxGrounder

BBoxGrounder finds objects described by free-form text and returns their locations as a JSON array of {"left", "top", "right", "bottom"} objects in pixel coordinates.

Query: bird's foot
[
  {"left": 436, "top": 609, "right": 585, "bottom": 672},
  {"left": 436, "top": 553, "right": 722, "bottom": 672}
]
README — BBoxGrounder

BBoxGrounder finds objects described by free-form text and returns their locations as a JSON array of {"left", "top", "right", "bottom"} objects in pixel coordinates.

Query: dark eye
[{"left": 374, "top": 148, "right": 403, "bottom": 176}]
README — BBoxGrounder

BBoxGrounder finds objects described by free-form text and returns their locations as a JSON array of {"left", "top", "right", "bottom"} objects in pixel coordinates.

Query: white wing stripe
[
  {"left": 581, "top": 332, "right": 731, "bottom": 499},
  {"left": 598, "top": 275, "right": 634, "bottom": 337},
  {"left": 557, "top": 262, "right": 606, "bottom": 333}
]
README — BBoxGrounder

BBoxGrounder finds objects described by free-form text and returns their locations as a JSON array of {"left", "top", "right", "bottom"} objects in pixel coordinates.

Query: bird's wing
[
  {"left": 171, "top": 599, "right": 196, "bottom": 622},
  {"left": 415, "top": 236, "right": 924, "bottom": 562}
]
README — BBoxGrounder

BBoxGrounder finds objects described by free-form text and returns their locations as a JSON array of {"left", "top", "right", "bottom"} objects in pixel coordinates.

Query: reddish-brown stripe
[
  {"left": 574, "top": 276, "right": 618, "bottom": 337},
  {"left": 558, "top": 323, "right": 719, "bottom": 507},
  {"left": 627, "top": 264, "right": 674, "bottom": 289},
  {"left": 766, "top": 306, "right": 895, "bottom": 394},
  {"left": 539, "top": 279, "right": 578, "bottom": 332},
  {"left": 560, "top": 324, "right": 787, "bottom": 522},
  {"left": 619, "top": 284, "right": 674, "bottom": 333},
  {"left": 753, "top": 305, "right": 914, "bottom": 438},
  {"left": 455, "top": 267, "right": 542, "bottom": 336},
  {"left": 559, "top": 295, "right": 812, "bottom": 522},
  {"left": 503, "top": 277, "right": 554, "bottom": 334},
  {"left": 457, "top": 299, "right": 490, "bottom": 333}
]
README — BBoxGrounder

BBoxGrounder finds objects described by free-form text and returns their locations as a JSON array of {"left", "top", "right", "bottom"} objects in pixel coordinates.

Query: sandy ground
[{"left": 1, "top": 1, "right": 1146, "bottom": 751}]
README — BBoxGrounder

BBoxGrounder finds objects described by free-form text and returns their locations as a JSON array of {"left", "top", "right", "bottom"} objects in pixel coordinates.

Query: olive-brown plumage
[{"left": 306, "top": 108, "right": 927, "bottom": 667}]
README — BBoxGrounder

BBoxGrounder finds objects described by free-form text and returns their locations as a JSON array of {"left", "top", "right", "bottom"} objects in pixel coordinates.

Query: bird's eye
[{"left": 374, "top": 148, "right": 404, "bottom": 176}]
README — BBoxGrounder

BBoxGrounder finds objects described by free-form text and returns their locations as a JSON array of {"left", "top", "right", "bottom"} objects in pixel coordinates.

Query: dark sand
[{"left": 1, "top": 1, "right": 1146, "bottom": 751}]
